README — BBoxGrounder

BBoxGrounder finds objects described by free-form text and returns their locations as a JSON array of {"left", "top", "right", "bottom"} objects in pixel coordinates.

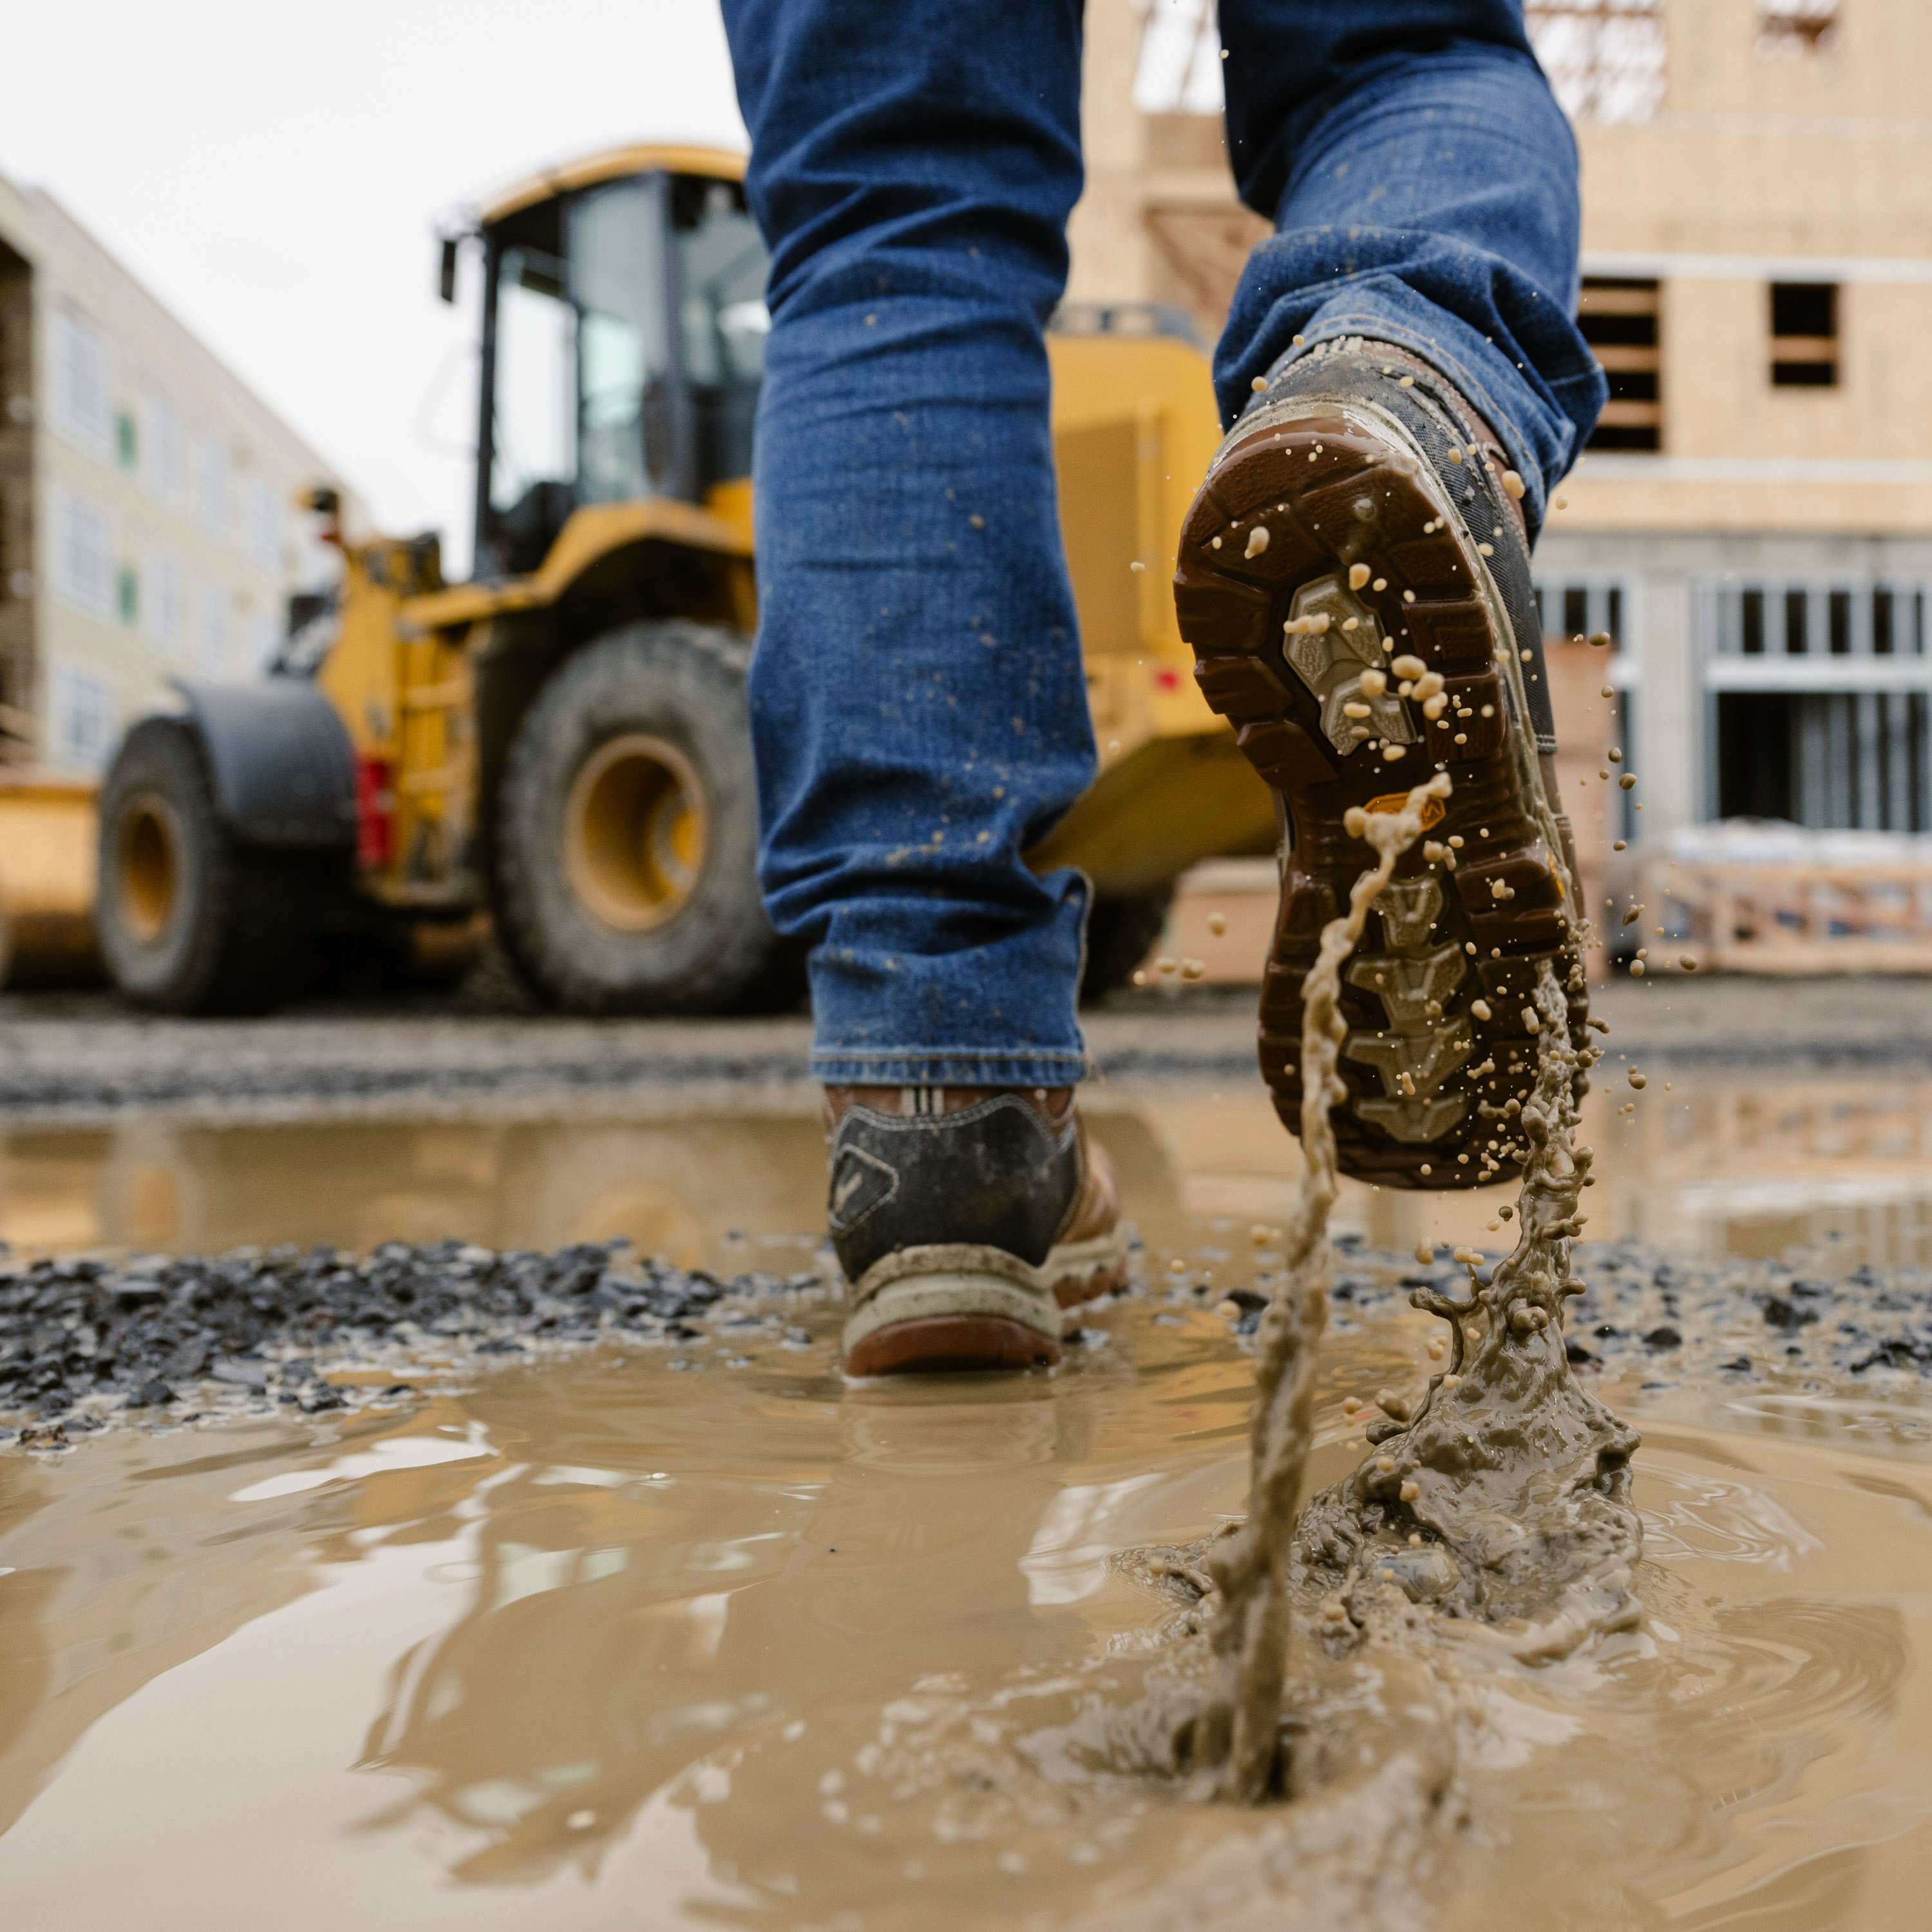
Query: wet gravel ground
[
  {"left": 5, "top": 1229, "right": 1927, "bottom": 1450},
  {"left": 0, "top": 1239, "right": 829, "bottom": 1449},
  {"left": 1213, "top": 1235, "right": 1932, "bottom": 1396}
]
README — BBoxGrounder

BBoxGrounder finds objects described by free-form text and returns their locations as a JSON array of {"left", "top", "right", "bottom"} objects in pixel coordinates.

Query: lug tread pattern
[{"left": 1175, "top": 384, "right": 1587, "bottom": 1190}]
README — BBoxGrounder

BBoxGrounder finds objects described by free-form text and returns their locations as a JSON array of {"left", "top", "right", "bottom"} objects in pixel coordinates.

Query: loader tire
[
  {"left": 97, "top": 717, "right": 313, "bottom": 1014},
  {"left": 1081, "top": 887, "right": 1174, "bottom": 1002},
  {"left": 494, "top": 621, "right": 800, "bottom": 1015}
]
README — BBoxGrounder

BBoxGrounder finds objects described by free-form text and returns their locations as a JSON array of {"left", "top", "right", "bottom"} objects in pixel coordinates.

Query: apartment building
[
  {"left": 0, "top": 171, "right": 339, "bottom": 773},
  {"left": 1070, "top": 0, "right": 1932, "bottom": 857}
]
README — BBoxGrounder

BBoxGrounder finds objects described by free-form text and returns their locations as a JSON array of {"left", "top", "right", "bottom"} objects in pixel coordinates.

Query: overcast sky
[{"left": 2, "top": 1, "right": 747, "bottom": 576}]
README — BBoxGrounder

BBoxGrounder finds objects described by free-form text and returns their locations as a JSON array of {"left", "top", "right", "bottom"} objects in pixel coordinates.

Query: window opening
[
  {"left": 571, "top": 178, "right": 671, "bottom": 507},
  {"left": 1578, "top": 278, "right": 1660, "bottom": 450},
  {"left": 1770, "top": 282, "right": 1837, "bottom": 387},
  {"left": 1526, "top": 1, "right": 1666, "bottom": 124},
  {"left": 672, "top": 175, "right": 768, "bottom": 495},
  {"left": 1741, "top": 589, "right": 1765, "bottom": 655},
  {"left": 1757, "top": 0, "right": 1838, "bottom": 58}
]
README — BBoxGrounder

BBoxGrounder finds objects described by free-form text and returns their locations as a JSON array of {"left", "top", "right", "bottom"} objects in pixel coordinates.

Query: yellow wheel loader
[{"left": 92, "top": 146, "right": 1272, "bottom": 1016}]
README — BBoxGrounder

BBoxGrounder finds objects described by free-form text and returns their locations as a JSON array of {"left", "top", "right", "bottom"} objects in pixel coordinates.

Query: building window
[
  {"left": 144, "top": 550, "right": 188, "bottom": 656},
  {"left": 142, "top": 390, "right": 187, "bottom": 504},
  {"left": 1770, "top": 283, "right": 1837, "bottom": 387},
  {"left": 1132, "top": 0, "right": 1223, "bottom": 113},
  {"left": 50, "top": 662, "right": 113, "bottom": 772},
  {"left": 48, "top": 486, "right": 115, "bottom": 619},
  {"left": 1712, "top": 582, "right": 1932, "bottom": 831},
  {"left": 1757, "top": 0, "right": 1838, "bottom": 58},
  {"left": 1578, "top": 278, "right": 1661, "bottom": 450},
  {"left": 196, "top": 580, "right": 231, "bottom": 675},
  {"left": 1526, "top": 0, "right": 1666, "bottom": 126},
  {"left": 49, "top": 307, "right": 112, "bottom": 458},
  {"left": 244, "top": 475, "right": 281, "bottom": 573},
  {"left": 195, "top": 433, "right": 231, "bottom": 540},
  {"left": 115, "top": 409, "right": 137, "bottom": 469},
  {"left": 117, "top": 565, "right": 138, "bottom": 625}
]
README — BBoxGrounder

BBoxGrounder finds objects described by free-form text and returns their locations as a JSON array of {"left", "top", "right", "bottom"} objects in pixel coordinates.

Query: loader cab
[{"left": 472, "top": 153, "right": 768, "bottom": 580}]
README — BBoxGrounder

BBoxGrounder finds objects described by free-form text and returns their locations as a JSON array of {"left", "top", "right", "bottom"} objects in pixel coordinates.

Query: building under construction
[{"left": 1073, "top": 0, "right": 1932, "bottom": 879}]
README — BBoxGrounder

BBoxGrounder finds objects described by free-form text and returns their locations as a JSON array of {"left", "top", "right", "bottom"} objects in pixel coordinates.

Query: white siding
[
  {"left": 196, "top": 578, "right": 230, "bottom": 675},
  {"left": 244, "top": 472, "right": 280, "bottom": 571},
  {"left": 246, "top": 605, "right": 281, "bottom": 672}
]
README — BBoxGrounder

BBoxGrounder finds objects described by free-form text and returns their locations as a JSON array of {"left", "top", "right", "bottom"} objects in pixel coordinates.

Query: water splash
[
  {"left": 1184, "top": 772, "right": 1450, "bottom": 1801},
  {"left": 1170, "top": 772, "right": 1641, "bottom": 1804}
]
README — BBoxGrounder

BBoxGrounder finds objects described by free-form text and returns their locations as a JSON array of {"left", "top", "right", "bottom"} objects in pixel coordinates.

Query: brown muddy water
[{"left": 5, "top": 1074, "right": 1932, "bottom": 1926}]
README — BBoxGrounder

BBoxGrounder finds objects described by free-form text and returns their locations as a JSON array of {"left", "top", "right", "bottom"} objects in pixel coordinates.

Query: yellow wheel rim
[
  {"left": 118, "top": 792, "right": 183, "bottom": 947},
  {"left": 563, "top": 733, "right": 706, "bottom": 933}
]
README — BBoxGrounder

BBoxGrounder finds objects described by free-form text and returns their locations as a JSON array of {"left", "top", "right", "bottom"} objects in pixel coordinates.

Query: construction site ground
[{"left": 0, "top": 972, "right": 1929, "bottom": 1122}]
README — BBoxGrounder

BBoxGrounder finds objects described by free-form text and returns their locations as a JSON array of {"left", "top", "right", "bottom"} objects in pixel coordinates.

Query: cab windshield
[{"left": 478, "top": 170, "right": 769, "bottom": 579}]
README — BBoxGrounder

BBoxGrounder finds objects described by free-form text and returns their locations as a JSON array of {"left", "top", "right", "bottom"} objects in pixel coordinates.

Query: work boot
[
  {"left": 824, "top": 1085, "right": 1126, "bottom": 1374},
  {"left": 1174, "top": 337, "right": 1587, "bottom": 1190}
]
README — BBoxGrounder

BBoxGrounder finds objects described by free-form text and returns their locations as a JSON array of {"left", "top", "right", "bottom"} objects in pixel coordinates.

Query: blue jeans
[{"left": 721, "top": 0, "right": 1605, "bottom": 1088}]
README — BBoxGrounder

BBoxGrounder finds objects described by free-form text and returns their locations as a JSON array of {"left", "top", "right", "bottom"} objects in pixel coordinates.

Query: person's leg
[
  {"left": 1174, "top": 7, "right": 1603, "bottom": 1190},
  {"left": 1215, "top": 3, "right": 1606, "bottom": 527},
  {"left": 722, "top": 0, "right": 1090, "bottom": 1090},
  {"left": 720, "top": 0, "right": 1123, "bottom": 1372}
]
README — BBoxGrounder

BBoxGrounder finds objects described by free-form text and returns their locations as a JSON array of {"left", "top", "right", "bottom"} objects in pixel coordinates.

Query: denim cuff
[{"left": 810, "top": 1046, "right": 1090, "bottom": 1088}]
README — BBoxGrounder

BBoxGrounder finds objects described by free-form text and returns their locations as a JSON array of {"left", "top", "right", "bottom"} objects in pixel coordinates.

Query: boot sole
[
  {"left": 842, "top": 1244, "right": 1066, "bottom": 1375},
  {"left": 1047, "top": 1229, "right": 1130, "bottom": 1309},
  {"left": 1175, "top": 392, "right": 1586, "bottom": 1189}
]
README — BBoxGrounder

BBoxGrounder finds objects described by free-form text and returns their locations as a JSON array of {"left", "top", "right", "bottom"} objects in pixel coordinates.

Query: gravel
[
  {"left": 1204, "top": 1233, "right": 1932, "bottom": 1397},
  {"left": 0, "top": 1238, "right": 829, "bottom": 1448},
  {"left": 8, "top": 1226, "right": 1927, "bottom": 1454}
]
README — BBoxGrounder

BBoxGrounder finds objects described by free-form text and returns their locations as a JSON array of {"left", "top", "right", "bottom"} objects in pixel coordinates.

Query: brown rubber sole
[
  {"left": 1175, "top": 397, "right": 1586, "bottom": 1189},
  {"left": 844, "top": 1314, "right": 1062, "bottom": 1376}
]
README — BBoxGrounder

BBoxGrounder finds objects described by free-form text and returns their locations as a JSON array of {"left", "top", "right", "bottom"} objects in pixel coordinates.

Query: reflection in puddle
[{"left": 6, "top": 1068, "right": 1932, "bottom": 1277}]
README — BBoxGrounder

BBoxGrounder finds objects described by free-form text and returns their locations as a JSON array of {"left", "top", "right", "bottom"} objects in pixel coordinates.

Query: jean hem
[{"left": 811, "top": 1048, "right": 1089, "bottom": 1088}]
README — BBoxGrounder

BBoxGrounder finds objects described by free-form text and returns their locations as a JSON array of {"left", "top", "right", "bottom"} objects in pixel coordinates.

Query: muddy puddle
[
  {"left": 6, "top": 1074, "right": 1932, "bottom": 1924},
  {"left": 3, "top": 1285, "right": 1930, "bottom": 1927}
]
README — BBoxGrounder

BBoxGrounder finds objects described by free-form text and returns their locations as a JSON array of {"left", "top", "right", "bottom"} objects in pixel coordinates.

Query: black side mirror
[{"left": 437, "top": 234, "right": 459, "bottom": 305}]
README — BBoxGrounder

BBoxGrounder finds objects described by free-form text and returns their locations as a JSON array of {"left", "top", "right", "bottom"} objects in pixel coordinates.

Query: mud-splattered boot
[
  {"left": 824, "top": 1086, "right": 1127, "bottom": 1374},
  {"left": 1173, "top": 337, "right": 1588, "bottom": 1190}
]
